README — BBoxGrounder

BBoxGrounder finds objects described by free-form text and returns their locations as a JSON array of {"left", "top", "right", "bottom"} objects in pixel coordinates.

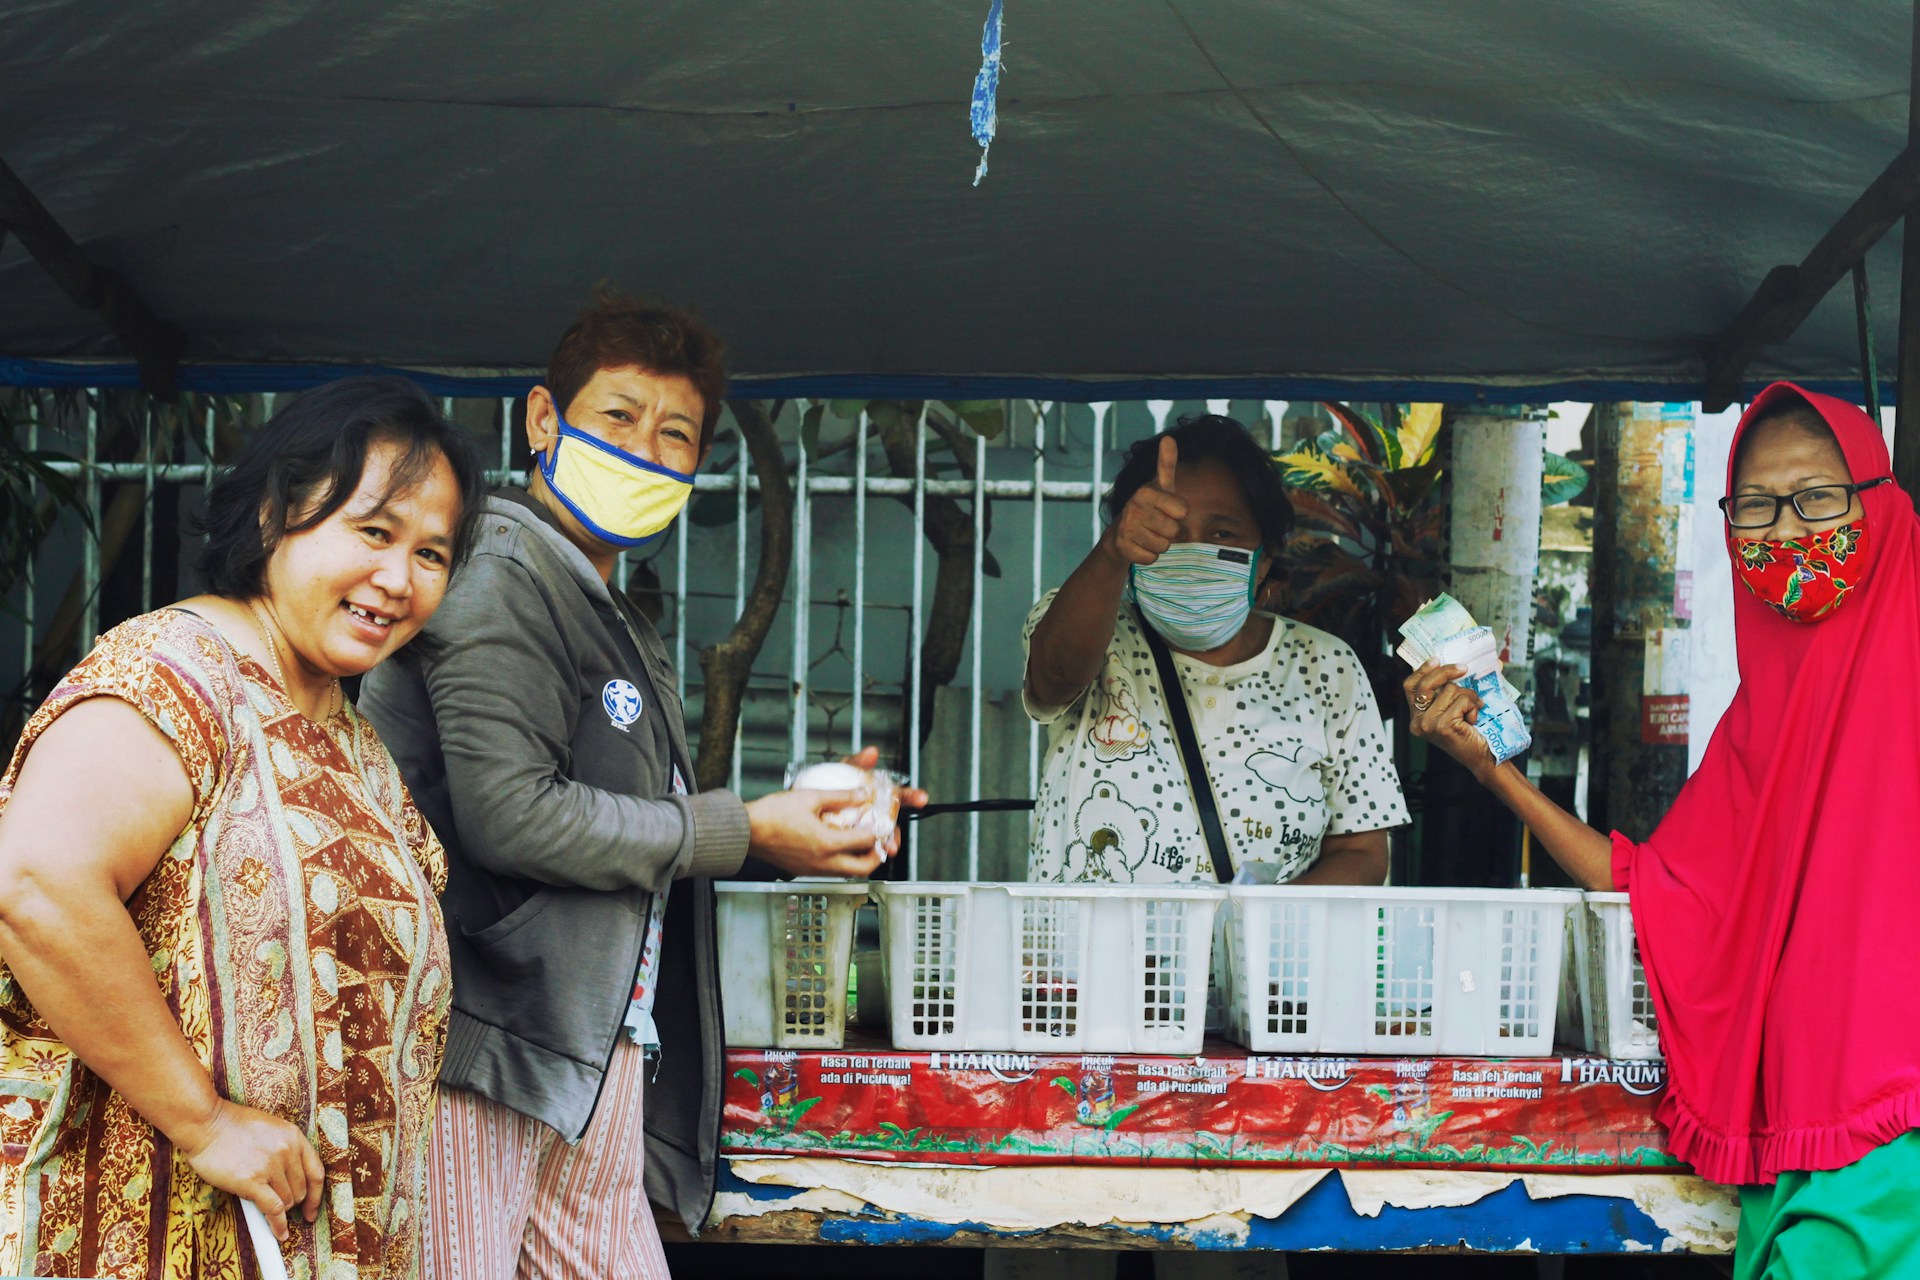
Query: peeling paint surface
[
  {"left": 713, "top": 1184, "right": 873, "bottom": 1220},
  {"left": 715, "top": 1157, "right": 1736, "bottom": 1253},
  {"left": 1339, "top": 1170, "right": 1519, "bottom": 1216},
  {"left": 1523, "top": 1173, "right": 1739, "bottom": 1253},
  {"left": 727, "top": 1157, "right": 1329, "bottom": 1233}
]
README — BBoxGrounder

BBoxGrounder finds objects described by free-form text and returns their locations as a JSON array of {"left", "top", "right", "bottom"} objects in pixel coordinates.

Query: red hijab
[{"left": 1612, "top": 383, "right": 1920, "bottom": 1185}]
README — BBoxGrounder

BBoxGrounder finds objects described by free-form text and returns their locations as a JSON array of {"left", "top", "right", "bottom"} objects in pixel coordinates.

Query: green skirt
[{"left": 1737, "top": 1131, "right": 1920, "bottom": 1279}]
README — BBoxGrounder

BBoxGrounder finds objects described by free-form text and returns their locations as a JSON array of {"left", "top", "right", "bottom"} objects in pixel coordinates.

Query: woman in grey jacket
[{"left": 360, "top": 294, "right": 908, "bottom": 1278}]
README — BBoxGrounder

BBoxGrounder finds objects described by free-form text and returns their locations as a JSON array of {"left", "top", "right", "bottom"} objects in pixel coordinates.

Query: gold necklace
[{"left": 248, "top": 602, "right": 340, "bottom": 720}]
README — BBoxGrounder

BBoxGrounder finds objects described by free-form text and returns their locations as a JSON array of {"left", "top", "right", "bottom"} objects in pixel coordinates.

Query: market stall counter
[{"left": 671, "top": 1033, "right": 1736, "bottom": 1254}]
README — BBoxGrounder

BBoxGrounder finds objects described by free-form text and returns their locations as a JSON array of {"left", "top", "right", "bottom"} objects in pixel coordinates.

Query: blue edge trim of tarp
[{"left": 0, "top": 356, "right": 1893, "bottom": 408}]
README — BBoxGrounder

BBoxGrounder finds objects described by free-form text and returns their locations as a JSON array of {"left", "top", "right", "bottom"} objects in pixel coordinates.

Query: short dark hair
[
  {"left": 546, "top": 287, "right": 728, "bottom": 444},
  {"left": 1105, "top": 414, "right": 1294, "bottom": 554},
  {"left": 195, "top": 376, "right": 489, "bottom": 598}
]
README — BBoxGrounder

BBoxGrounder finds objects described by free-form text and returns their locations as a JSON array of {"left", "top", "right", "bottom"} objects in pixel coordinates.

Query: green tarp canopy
[{"left": 0, "top": 1, "right": 1910, "bottom": 400}]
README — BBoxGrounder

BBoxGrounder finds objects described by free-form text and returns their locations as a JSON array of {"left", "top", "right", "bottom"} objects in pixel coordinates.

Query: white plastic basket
[
  {"left": 872, "top": 882, "right": 1227, "bottom": 1054},
  {"left": 1219, "top": 886, "right": 1581, "bottom": 1057},
  {"left": 716, "top": 881, "right": 869, "bottom": 1048},
  {"left": 1572, "top": 892, "right": 1660, "bottom": 1060}
]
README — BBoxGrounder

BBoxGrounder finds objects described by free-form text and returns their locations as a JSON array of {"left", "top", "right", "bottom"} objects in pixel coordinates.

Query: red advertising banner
[
  {"left": 1641, "top": 694, "right": 1689, "bottom": 745},
  {"left": 723, "top": 1041, "right": 1679, "bottom": 1172}
]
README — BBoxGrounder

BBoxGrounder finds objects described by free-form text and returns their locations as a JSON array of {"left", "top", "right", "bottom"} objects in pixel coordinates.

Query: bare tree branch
[{"left": 694, "top": 399, "right": 794, "bottom": 791}]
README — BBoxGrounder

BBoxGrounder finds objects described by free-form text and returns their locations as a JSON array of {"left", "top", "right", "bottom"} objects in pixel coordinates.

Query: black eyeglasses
[{"left": 1717, "top": 477, "right": 1890, "bottom": 529}]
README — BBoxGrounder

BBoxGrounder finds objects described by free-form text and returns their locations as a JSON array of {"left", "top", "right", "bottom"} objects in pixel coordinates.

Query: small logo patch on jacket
[{"left": 603, "top": 679, "right": 644, "bottom": 731}]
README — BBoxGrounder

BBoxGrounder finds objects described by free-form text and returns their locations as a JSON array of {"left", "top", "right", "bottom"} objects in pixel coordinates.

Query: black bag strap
[{"left": 1135, "top": 606, "right": 1236, "bottom": 884}]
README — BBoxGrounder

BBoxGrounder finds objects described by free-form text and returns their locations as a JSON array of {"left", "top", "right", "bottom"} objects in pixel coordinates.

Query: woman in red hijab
[{"left": 1405, "top": 383, "right": 1920, "bottom": 1277}]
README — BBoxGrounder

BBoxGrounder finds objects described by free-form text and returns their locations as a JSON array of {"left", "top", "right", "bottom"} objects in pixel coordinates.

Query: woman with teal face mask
[{"left": 1022, "top": 414, "right": 1408, "bottom": 887}]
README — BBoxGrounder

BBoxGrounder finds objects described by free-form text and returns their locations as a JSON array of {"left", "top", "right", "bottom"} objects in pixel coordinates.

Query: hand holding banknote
[
  {"left": 1396, "top": 594, "right": 1532, "bottom": 773},
  {"left": 1403, "top": 659, "right": 1501, "bottom": 780}
]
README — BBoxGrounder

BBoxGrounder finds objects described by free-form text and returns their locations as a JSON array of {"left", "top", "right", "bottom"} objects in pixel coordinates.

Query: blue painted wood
[{"left": 715, "top": 1166, "right": 1680, "bottom": 1254}]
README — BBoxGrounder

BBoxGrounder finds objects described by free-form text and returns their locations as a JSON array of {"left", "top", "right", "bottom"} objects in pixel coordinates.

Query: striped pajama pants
[{"left": 423, "top": 1037, "right": 674, "bottom": 1280}]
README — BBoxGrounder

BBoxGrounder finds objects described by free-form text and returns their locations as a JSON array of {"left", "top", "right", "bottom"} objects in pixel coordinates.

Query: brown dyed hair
[{"left": 545, "top": 287, "right": 728, "bottom": 443}]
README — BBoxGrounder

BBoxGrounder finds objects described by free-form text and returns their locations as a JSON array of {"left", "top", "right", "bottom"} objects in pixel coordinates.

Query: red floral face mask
[{"left": 1730, "top": 519, "right": 1868, "bottom": 622}]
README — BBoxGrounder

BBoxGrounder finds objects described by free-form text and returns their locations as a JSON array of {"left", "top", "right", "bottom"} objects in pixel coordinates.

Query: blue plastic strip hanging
[{"left": 969, "top": 0, "right": 1004, "bottom": 185}]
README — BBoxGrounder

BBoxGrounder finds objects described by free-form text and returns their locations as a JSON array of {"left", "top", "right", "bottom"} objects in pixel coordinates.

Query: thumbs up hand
[{"left": 1100, "top": 435, "right": 1189, "bottom": 568}]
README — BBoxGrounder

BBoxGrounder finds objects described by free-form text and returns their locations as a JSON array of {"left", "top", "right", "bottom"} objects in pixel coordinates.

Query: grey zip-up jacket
[{"left": 358, "top": 492, "right": 750, "bottom": 1233}]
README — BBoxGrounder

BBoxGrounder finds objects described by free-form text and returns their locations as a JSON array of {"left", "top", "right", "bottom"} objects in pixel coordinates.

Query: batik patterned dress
[{"left": 0, "top": 609, "right": 450, "bottom": 1279}]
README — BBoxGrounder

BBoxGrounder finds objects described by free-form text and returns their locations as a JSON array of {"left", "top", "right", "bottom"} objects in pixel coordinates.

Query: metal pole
[
  {"left": 789, "top": 428, "right": 811, "bottom": 767},
  {"left": 967, "top": 423, "right": 988, "bottom": 879},
  {"left": 1089, "top": 401, "right": 1108, "bottom": 545},
  {"left": 203, "top": 398, "right": 217, "bottom": 609},
  {"left": 852, "top": 411, "right": 868, "bottom": 752},
  {"left": 733, "top": 437, "right": 748, "bottom": 793},
  {"left": 674, "top": 512, "right": 689, "bottom": 702},
  {"left": 36, "top": 461, "right": 1103, "bottom": 497},
  {"left": 1029, "top": 402, "right": 1046, "bottom": 797},
  {"left": 908, "top": 409, "right": 926, "bottom": 879},
  {"left": 141, "top": 400, "right": 155, "bottom": 615},
  {"left": 1855, "top": 261, "right": 1883, "bottom": 421},
  {"left": 81, "top": 393, "right": 98, "bottom": 653},
  {"left": 23, "top": 397, "right": 37, "bottom": 701},
  {"left": 500, "top": 397, "right": 514, "bottom": 471},
  {"left": 1894, "top": 0, "right": 1920, "bottom": 492}
]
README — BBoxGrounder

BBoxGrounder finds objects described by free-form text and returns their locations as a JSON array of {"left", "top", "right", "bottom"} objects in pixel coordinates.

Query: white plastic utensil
[{"left": 241, "top": 1198, "right": 292, "bottom": 1280}]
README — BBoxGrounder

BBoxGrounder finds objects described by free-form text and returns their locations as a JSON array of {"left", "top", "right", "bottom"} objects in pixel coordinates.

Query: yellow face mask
[{"left": 539, "top": 412, "right": 696, "bottom": 549}]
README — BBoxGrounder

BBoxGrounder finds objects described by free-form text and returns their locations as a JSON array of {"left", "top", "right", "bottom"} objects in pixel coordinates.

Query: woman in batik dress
[{"left": 0, "top": 377, "right": 485, "bottom": 1279}]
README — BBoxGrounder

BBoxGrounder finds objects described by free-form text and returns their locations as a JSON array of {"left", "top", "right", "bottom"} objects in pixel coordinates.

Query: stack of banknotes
[{"left": 1396, "top": 594, "right": 1533, "bottom": 764}]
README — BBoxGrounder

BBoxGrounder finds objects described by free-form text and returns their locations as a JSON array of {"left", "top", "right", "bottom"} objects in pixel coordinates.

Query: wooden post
[
  {"left": 1416, "top": 412, "right": 1541, "bottom": 888},
  {"left": 0, "top": 157, "right": 185, "bottom": 396},
  {"left": 1896, "top": 0, "right": 1920, "bottom": 493},
  {"left": 1588, "top": 404, "right": 1691, "bottom": 841}
]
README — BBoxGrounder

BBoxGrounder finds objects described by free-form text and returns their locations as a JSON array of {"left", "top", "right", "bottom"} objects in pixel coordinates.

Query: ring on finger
[{"left": 1412, "top": 694, "right": 1433, "bottom": 712}]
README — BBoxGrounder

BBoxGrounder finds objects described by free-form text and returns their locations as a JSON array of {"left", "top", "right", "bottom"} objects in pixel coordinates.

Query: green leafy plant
[
  {"left": 777, "top": 1096, "right": 822, "bottom": 1131},
  {"left": 876, "top": 1121, "right": 923, "bottom": 1148},
  {"left": 1272, "top": 402, "right": 1448, "bottom": 709},
  {"left": 1404, "top": 1107, "right": 1456, "bottom": 1149},
  {"left": 0, "top": 391, "right": 95, "bottom": 615},
  {"left": 1541, "top": 451, "right": 1589, "bottom": 506}
]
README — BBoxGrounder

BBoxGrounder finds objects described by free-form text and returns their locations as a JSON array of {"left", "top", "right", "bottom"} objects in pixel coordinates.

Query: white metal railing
[
  {"left": 10, "top": 393, "right": 1229, "bottom": 878},
  {"left": 11, "top": 395, "right": 1336, "bottom": 882}
]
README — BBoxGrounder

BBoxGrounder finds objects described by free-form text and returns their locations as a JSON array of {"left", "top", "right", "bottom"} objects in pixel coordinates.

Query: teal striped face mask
[{"left": 1128, "top": 543, "right": 1260, "bottom": 651}]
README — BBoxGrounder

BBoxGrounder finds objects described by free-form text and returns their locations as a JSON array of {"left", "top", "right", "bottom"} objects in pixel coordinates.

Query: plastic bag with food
[{"left": 787, "top": 761, "right": 904, "bottom": 858}]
